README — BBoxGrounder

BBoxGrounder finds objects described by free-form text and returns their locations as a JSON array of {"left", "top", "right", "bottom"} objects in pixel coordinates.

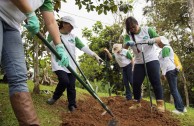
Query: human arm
[
  {"left": 75, "top": 37, "right": 104, "bottom": 64},
  {"left": 41, "top": 12, "right": 61, "bottom": 45},
  {"left": 10, "top": 0, "right": 33, "bottom": 13},
  {"left": 103, "top": 48, "right": 113, "bottom": 60},
  {"left": 40, "top": 1, "right": 68, "bottom": 67}
]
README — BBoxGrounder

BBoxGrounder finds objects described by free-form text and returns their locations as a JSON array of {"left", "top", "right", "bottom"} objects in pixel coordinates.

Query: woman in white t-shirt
[
  {"left": 46, "top": 16, "right": 103, "bottom": 112},
  {"left": 124, "top": 16, "right": 165, "bottom": 112},
  {"left": 158, "top": 36, "right": 186, "bottom": 115},
  {"left": 104, "top": 44, "right": 134, "bottom": 100}
]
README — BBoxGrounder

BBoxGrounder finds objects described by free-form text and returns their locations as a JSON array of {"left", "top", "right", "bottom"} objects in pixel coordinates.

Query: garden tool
[
  {"left": 136, "top": 42, "right": 154, "bottom": 113},
  {"left": 35, "top": 32, "right": 118, "bottom": 125},
  {"left": 60, "top": 38, "right": 95, "bottom": 92}
]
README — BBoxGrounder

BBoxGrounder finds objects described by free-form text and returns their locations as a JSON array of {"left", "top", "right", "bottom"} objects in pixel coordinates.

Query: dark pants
[
  {"left": 53, "top": 70, "right": 76, "bottom": 108},
  {"left": 133, "top": 60, "right": 163, "bottom": 101},
  {"left": 166, "top": 69, "right": 184, "bottom": 112},
  {"left": 122, "top": 63, "right": 133, "bottom": 100}
]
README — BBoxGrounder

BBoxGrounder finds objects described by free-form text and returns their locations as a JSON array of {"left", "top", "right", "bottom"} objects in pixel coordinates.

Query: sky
[{"left": 57, "top": 0, "right": 147, "bottom": 57}]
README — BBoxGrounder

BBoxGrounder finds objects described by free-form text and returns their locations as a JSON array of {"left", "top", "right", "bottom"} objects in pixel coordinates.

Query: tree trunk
[
  {"left": 33, "top": 40, "right": 40, "bottom": 94},
  {"left": 188, "top": 0, "right": 194, "bottom": 44},
  {"left": 181, "top": 71, "right": 189, "bottom": 107}
]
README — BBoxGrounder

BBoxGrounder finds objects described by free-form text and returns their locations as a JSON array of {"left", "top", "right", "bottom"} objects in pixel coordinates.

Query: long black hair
[{"left": 125, "top": 16, "right": 138, "bottom": 35}]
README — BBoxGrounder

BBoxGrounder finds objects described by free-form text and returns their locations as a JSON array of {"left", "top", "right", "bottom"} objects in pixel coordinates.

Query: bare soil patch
[{"left": 59, "top": 96, "right": 180, "bottom": 126}]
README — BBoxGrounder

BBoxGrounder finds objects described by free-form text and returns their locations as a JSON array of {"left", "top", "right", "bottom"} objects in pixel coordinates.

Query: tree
[
  {"left": 54, "top": 0, "right": 134, "bottom": 14},
  {"left": 187, "top": 0, "right": 194, "bottom": 44},
  {"left": 78, "top": 21, "right": 124, "bottom": 93}
]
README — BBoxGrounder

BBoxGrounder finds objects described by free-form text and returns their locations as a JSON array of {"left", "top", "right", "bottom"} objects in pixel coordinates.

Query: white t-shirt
[
  {"left": 113, "top": 49, "right": 132, "bottom": 67},
  {"left": 50, "top": 33, "right": 94, "bottom": 73},
  {"left": 158, "top": 45, "right": 176, "bottom": 75},
  {"left": 124, "top": 27, "right": 159, "bottom": 64}
]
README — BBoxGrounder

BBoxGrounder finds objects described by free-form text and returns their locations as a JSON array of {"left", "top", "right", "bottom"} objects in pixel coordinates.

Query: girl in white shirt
[{"left": 104, "top": 44, "right": 134, "bottom": 100}]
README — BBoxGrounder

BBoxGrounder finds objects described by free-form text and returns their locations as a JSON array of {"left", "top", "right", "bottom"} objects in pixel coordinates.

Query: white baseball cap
[
  {"left": 160, "top": 36, "right": 169, "bottom": 45},
  {"left": 61, "top": 16, "right": 77, "bottom": 28},
  {"left": 112, "top": 44, "right": 122, "bottom": 53}
]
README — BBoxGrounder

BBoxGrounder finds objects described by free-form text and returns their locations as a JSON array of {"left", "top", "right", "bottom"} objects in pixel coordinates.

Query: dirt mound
[{"left": 59, "top": 96, "right": 180, "bottom": 126}]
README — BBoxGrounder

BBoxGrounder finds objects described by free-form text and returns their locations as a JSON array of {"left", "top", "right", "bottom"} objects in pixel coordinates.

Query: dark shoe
[
  {"left": 69, "top": 106, "right": 76, "bottom": 112},
  {"left": 46, "top": 98, "right": 56, "bottom": 105},
  {"left": 126, "top": 98, "right": 132, "bottom": 100}
]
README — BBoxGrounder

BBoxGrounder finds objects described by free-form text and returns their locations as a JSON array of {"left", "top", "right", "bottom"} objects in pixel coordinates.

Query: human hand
[
  {"left": 24, "top": 12, "right": 40, "bottom": 35},
  {"left": 103, "top": 48, "right": 109, "bottom": 53},
  {"left": 55, "top": 44, "right": 69, "bottom": 67},
  {"left": 126, "top": 41, "right": 135, "bottom": 46},
  {"left": 146, "top": 38, "right": 156, "bottom": 45},
  {"left": 93, "top": 53, "right": 104, "bottom": 65}
]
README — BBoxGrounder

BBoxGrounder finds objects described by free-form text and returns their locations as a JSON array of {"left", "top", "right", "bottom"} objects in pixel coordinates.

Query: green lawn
[{"left": 0, "top": 81, "right": 194, "bottom": 126}]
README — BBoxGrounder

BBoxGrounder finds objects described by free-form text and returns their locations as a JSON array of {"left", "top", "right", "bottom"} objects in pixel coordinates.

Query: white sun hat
[
  {"left": 160, "top": 36, "right": 169, "bottom": 45},
  {"left": 61, "top": 16, "right": 77, "bottom": 28},
  {"left": 112, "top": 44, "right": 122, "bottom": 53}
]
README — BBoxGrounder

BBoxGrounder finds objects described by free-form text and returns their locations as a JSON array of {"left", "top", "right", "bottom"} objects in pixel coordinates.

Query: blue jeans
[
  {"left": 133, "top": 60, "right": 163, "bottom": 101},
  {"left": 0, "top": 18, "right": 28, "bottom": 96},
  {"left": 122, "top": 63, "right": 133, "bottom": 100},
  {"left": 166, "top": 69, "right": 184, "bottom": 112},
  {"left": 53, "top": 70, "right": 76, "bottom": 108}
]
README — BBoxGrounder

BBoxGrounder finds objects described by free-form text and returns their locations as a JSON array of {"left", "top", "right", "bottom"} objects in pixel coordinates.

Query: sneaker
[
  {"left": 172, "top": 109, "right": 184, "bottom": 115},
  {"left": 129, "top": 103, "right": 141, "bottom": 109},
  {"left": 46, "top": 98, "right": 56, "bottom": 105},
  {"left": 183, "top": 107, "right": 187, "bottom": 113}
]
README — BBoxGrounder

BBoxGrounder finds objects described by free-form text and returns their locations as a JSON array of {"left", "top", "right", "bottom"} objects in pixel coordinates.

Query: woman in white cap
[
  {"left": 46, "top": 16, "right": 103, "bottom": 112},
  {"left": 104, "top": 44, "right": 134, "bottom": 100},
  {"left": 157, "top": 36, "right": 186, "bottom": 115}
]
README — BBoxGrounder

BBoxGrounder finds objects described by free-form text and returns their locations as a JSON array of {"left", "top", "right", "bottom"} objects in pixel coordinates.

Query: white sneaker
[
  {"left": 183, "top": 107, "right": 187, "bottom": 113},
  {"left": 172, "top": 109, "right": 184, "bottom": 115}
]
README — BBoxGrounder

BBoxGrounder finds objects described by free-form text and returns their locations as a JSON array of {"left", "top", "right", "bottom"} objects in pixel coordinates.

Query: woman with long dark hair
[{"left": 124, "top": 16, "right": 165, "bottom": 112}]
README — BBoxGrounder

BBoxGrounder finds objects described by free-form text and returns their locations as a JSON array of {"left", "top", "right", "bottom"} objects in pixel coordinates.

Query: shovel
[
  {"left": 60, "top": 38, "right": 95, "bottom": 92},
  {"left": 35, "top": 32, "right": 118, "bottom": 125},
  {"left": 136, "top": 43, "right": 154, "bottom": 112}
]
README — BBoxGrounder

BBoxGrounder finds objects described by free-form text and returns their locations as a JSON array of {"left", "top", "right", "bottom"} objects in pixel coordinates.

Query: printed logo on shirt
[
  {"left": 68, "top": 39, "right": 75, "bottom": 43},
  {"left": 143, "top": 36, "right": 149, "bottom": 40}
]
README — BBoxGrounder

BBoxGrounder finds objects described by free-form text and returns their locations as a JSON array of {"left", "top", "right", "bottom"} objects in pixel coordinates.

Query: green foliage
[
  {"left": 78, "top": 21, "right": 124, "bottom": 92},
  {"left": 55, "top": 0, "right": 134, "bottom": 14}
]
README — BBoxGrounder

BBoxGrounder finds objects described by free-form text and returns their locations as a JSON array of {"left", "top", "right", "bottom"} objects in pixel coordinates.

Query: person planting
[
  {"left": 104, "top": 44, "right": 134, "bottom": 100},
  {"left": 46, "top": 16, "right": 103, "bottom": 112},
  {"left": 157, "top": 36, "right": 187, "bottom": 115},
  {"left": 124, "top": 16, "right": 165, "bottom": 112}
]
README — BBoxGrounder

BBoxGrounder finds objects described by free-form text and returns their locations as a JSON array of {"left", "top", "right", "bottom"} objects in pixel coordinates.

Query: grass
[{"left": 0, "top": 81, "right": 194, "bottom": 126}]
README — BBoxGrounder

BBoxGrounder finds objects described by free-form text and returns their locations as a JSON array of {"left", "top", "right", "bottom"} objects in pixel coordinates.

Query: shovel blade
[{"left": 108, "top": 119, "right": 119, "bottom": 126}]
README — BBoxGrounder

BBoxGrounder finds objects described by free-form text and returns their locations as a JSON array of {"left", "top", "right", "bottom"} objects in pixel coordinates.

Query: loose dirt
[{"left": 59, "top": 95, "right": 180, "bottom": 126}]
